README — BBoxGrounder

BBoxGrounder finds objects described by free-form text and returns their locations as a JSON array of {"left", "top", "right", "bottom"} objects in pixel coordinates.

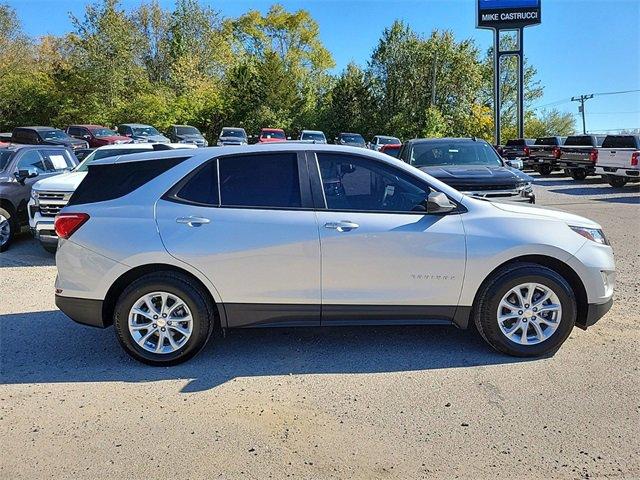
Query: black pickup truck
[
  {"left": 524, "top": 136, "right": 566, "bottom": 176},
  {"left": 501, "top": 138, "right": 535, "bottom": 160},
  {"left": 398, "top": 137, "right": 535, "bottom": 203},
  {"left": 556, "top": 134, "right": 605, "bottom": 180}
]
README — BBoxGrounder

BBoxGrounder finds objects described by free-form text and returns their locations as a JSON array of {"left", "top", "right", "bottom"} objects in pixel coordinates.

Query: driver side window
[
  {"left": 316, "top": 153, "right": 429, "bottom": 213},
  {"left": 16, "top": 150, "right": 46, "bottom": 173}
]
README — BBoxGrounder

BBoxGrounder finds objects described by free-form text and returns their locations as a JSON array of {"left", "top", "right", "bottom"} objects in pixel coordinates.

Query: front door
[
  {"left": 156, "top": 151, "right": 321, "bottom": 327},
  {"left": 310, "top": 152, "right": 466, "bottom": 325}
]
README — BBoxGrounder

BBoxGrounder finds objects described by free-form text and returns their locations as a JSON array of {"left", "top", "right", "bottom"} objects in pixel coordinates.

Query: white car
[
  {"left": 29, "top": 143, "right": 196, "bottom": 252},
  {"left": 595, "top": 134, "right": 640, "bottom": 187},
  {"left": 369, "top": 135, "right": 401, "bottom": 151},
  {"left": 52, "top": 144, "right": 614, "bottom": 365},
  {"left": 299, "top": 130, "right": 327, "bottom": 143}
]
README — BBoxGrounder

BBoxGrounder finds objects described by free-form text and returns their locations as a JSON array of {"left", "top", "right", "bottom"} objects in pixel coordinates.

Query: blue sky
[{"left": 8, "top": 0, "right": 640, "bottom": 133}]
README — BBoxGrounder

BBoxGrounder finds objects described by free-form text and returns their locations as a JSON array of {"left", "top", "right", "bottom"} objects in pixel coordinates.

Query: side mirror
[
  {"left": 504, "top": 159, "right": 513, "bottom": 167},
  {"left": 82, "top": 134, "right": 91, "bottom": 140},
  {"left": 426, "top": 191, "right": 456, "bottom": 214},
  {"left": 14, "top": 168, "right": 39, "bottom": 184}
]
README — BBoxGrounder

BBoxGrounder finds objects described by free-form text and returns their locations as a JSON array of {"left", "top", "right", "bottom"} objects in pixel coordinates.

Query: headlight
[
  {"left": 31, "top": 189, "right": 39, "bottom": 201},
  {"left": 203, "top": 140, "right": 208, "bottom": 147},
  {"left": 570, "top": 226, "right": 609, "bottom": 245},
  {"left": 217, "top": 140, "right": 223, "bottom": 146}
]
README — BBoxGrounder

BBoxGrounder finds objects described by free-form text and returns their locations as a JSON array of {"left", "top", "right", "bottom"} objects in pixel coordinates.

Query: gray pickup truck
[
  {"left": 557, "top": 135, "right": 606, "bottom": 180},
  {"left": 0, "top": 145, "right": 77, "bottom": 251},
  {"left": 525, "top": 136, "right": 566, "bottom": 176}
]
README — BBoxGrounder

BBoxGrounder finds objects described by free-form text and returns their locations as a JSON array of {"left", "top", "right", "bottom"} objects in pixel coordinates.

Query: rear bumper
[
  {"left": 576, "top": 298, "right": 613, "bottom": 330},
  {"left": 595, "top": 167, "right": 640, "bottom": 178},
  {"left": 55, "top": 295, "right": 107, "bottom": 328}
]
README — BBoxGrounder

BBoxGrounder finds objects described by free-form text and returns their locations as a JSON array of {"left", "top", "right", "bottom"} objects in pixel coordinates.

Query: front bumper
[{"left": 56, "top": 295, "right": 107, "bottom": 328}]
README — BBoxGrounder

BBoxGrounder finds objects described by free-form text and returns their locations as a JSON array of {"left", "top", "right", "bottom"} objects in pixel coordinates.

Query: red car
[
  {"left": 258, "top": 128, "right": 287, "bottom": 143},
  {"left": 380, "top": 143, "right": 402, "bottom": 158},
  {"left": 66, "top": 125, "right": 131, "bottom": 148}
]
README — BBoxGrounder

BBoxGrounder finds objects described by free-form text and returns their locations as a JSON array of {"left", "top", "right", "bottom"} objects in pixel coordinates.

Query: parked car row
[{"left": 499, "top": 134, "right": 640, "bottom": 187}]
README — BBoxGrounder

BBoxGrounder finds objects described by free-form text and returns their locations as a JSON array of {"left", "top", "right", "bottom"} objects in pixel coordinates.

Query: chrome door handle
[
  {"left": 324, "top": 220, "right": 359, "bottom": 232},
  {"left": 176, "top": 216, "right": 210, "bottom": 227}
]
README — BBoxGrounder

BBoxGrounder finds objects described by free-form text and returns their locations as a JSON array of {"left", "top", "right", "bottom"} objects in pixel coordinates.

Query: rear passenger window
[
  {"left": 218, "top": 153, "right": 301, "bottom": 208},
  {"left": 175, "top": 161, "right": 219, "bottom": 206}
]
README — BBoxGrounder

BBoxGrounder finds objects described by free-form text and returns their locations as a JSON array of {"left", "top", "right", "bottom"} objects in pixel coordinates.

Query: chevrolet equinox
[{"left": 54, "top": 144, "right": 615, "bottom": 365}]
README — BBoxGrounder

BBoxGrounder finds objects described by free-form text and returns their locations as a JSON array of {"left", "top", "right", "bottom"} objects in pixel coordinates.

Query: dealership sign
[{"left": 477, "top": 0, "right": 541, "bottom": 29}]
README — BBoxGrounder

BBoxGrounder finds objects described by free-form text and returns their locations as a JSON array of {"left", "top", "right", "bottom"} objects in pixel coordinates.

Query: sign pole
[
  {"left": 517, "top": 28, "right": 525, "bottom": 139},
  {"left": 493, "top": 29, "right": 501, "bottom": 146}
]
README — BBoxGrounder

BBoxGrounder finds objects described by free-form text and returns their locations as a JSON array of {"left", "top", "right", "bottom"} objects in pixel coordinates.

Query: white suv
[{"left": 53, "top": 144, "right": 615, "bottom": 365}]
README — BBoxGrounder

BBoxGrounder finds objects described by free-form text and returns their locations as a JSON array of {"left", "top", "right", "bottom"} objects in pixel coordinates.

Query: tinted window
[
  {"left": 221, "top": 129, "right": 246, "bottom": 138},
  {"left": 410, "top": 141, "right": 502, "bottom": 167},
  {"left": 601, "top": 135, "right": 639, "bottom": 149},
  {"left": 41, "top": 130, "right": 70, "bottom": 141},
  {"left": 68, "top": 157, "right": 187, "bottom": 206},
  {"left": 535, "top": 137, "right": 559, "bottom": 146},
  {"left": 175, "top": 161, "right": 219, "bottom": 205},
  {"left": 176, "top": 126, "right": 200, "bottom": 135},
  {"left": 317, "top": 153, "right": 428, "bottom": 213},
  {"left": 382, "top": 146, "right": 401, "bottom": 158},
  {"left": 339, "top": 134, "right": 365, "bottom": 145},
  {"left": 16, "top": 150, "right": 46, "bottom": 172},
  {"left": 378, "top": 137, "right": 400, "bottom": 145},
  {"left": 564, "top": 136, "right": 594, "bottom": 146},
  {"left": 505, "top": 139, "right": 525, "bottom": 147},
  {"left": 219, "top": 153, "right": 301, "bottom": 208},
  {"left": 260, "top": 130, "right": 286, "bottom": 140},
  {"left": 301, "top": 132, "right": 326, "bottom": 142}
]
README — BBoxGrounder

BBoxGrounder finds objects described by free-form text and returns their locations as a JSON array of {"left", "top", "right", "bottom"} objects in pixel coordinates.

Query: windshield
[
  {"left": 378, "top": 137, "right": 400, "bottom": 145},
  {"left": 90, "top": 127, "right": 118, "bottom": 138},
  {"left": 340, "top": 134, "right": 365, "bottom": 145},
  {"left": 221, "top": 129, "right": 246, "bottom": 139},
  {"left": 75, "top": 147, "right": 150, "bottom": 172},
  {"left": 410, "top": 141, "right": 502, "bottom": 167},
  {"left": 301, "top": 132, "right": 326, "bottom": 142},
  {"left": 42, "top": 130, "right": 70, "bottom": 141},
  {"left": 176, "top": 126, "right": 200, "bottom": 135},
  {"left": 0, "top": 150, "right": 14, "bottom": 171},
  {"left": 261, "top": 130, "right": 286, "bottom": 140},
  {"left": 132, "top": 126, "right": 161, "bottom": 136}
]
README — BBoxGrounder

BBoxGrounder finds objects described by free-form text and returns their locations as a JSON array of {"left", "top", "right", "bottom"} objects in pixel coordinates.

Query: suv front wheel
[
  {"left": 473, "top": 263, "right": 576, "bottom": 357},
  {"left": 114, "top": 272, "right": 214, "bottom": 365},
  {"left": 0, "top": 207, "right": 15, "bottom": 252}
]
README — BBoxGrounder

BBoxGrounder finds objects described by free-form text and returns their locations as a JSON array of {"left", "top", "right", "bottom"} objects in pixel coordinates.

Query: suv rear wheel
[
  {"left": 0, "top": 207, "right": 15, "bottom": 252},
  {"left": 473, "top": 263, "right": 576, "bottom": 357},
  {"left": 114, "top": 272, "right": 214, "bottom": 365}
]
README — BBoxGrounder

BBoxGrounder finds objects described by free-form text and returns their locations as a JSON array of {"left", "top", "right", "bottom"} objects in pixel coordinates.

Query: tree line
[{"left": 0, "top": 0, "right": 575, "bottom": 142}]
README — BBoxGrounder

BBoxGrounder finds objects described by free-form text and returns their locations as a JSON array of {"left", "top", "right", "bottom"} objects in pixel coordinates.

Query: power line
[{"left": 531, "top": 88, "right": 640, "bottom": 111}]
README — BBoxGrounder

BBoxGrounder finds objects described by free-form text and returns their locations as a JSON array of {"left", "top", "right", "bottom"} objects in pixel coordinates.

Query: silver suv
[{"left": 54, "top": 144, "right": 615, "bottom": 365}]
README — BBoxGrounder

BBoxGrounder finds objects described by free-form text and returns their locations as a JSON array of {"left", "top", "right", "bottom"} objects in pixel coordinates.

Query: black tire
[
  {"left": 113, "top": 272, "right": 214, "bottom": 366},
  {"left": 570, "top": 168, "right": 588, "bottom": 181},
  {"left": 42, "top": 242, "right": 58, "bottom": 254},
  {"left": 537, "top": 164, "right": 553, "bottom": 176},
  {"left": 563, "top": 168, "right": 572, "bottom": 176},
  {"left": 473, "top": 263, "right": 576, "bottom": 357},
  {"left": 606, "top": 175, "right": 628, "bottom": 188},
  {"left": 0, "top": 206, "right": 16, "bottom": 253}
]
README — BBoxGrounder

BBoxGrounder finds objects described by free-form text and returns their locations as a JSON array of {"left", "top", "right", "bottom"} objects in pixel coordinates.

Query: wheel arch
[
  {"left": 102, "top": 263, "right": 227, "bottom": 330},
  {"left": 464, "top": 254, "right": 588, "bottom": 329}
]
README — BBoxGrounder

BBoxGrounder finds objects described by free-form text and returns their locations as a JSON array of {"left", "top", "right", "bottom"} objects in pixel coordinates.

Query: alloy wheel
[
  {"left": 496, "top": 282, "right": 562, "bottom": 345},
  {"left": 128, "top": 291, "right": 193, "bottom": 354},
  {"left": 0, "top": 214, "right": 11, "bottom": 247}
]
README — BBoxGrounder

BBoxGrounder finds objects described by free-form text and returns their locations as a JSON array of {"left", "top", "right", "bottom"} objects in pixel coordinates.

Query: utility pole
[{"left": 571, "top": 94, "right": 594, "bottom": 134}]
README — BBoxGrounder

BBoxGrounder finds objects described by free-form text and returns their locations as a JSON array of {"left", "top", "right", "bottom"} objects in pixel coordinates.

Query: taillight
[
  {"left": 523, "top": 147, "right": 530, "bottom": 156},
  {"left": 632, "top": 151, "right": 639, "bottom": 167},
  {"left": 589, "top": 149, "right": 598, "bottom": 164},
  {"left": 54, "top": 213, "right": 89, "bottom": 239},
  {"left": 552, "top": 146, "right": 562, "bottom": 159}
]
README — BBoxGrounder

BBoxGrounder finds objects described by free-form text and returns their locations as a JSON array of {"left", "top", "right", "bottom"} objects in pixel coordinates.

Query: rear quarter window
[{"left": 68, "top": 157, "right": 187, "bottom": 206}]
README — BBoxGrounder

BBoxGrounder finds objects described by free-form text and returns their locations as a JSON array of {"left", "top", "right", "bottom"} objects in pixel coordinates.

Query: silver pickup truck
[{"left": 595, "top": 135, "right": 640, "bottom": 187}]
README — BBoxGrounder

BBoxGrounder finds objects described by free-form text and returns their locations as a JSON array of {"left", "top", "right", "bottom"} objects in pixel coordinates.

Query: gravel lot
[{"left": 1, "top": 173, "right": 639, "bottom": 480}]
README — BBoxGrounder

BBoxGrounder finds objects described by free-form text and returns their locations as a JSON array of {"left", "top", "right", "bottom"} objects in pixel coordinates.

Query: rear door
[
  {"left": 309, "top": 151, "right": 466, "bottom": 325},
  {"left": 155, "top": 151, "right": 321, "bottom": 327}
]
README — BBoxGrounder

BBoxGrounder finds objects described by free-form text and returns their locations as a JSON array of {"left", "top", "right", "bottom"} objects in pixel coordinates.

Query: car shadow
[
  {"left": 0, "top": 310, "right": 532, "bottom": 393},
  {"left": 549, "top": 186, "right": 640, "bottom": 198},
  {"left": 595, "top": 195, "right": 640, "bottom": 204},
  {"left": 532, "top": 176, "right": 603, "bottom": 187},
  {"left": 0, "top": 234, "right": 55, "bottom": 268}
]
